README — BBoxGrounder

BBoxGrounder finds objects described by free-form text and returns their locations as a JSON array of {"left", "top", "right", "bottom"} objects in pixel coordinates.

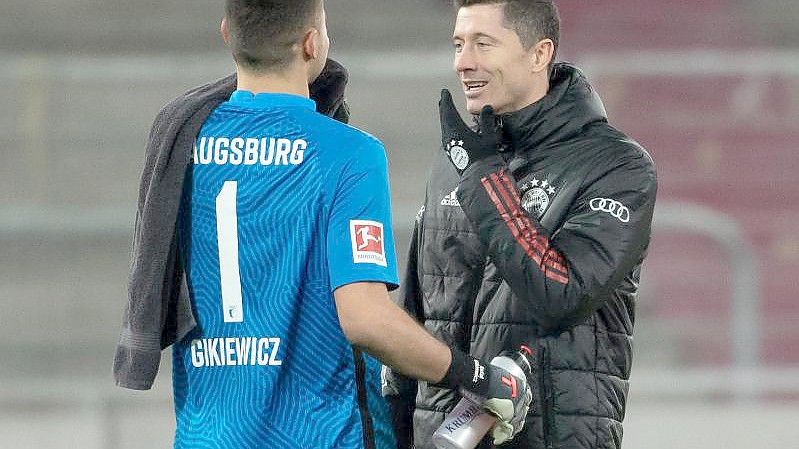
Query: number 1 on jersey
[{"left": 216, "top": 181, "right": 244, "bottom": 323}]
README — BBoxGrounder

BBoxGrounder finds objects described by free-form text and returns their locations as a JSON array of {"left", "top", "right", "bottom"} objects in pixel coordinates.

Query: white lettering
[
  {"left": 202, "top": 339, "right": 210, "bottom": 366},
  {"left": 187, "top": 337, "right": 284, "bottom": 368},
  {"left": 244, "top": 138, "right": 259, "bottom": 165},
  {"left": 290, "top": 139, "right": 307, "bottom": 165},
  {"left": 229, "top": 138, "right": 244, "bottom": 165},
  {"left": 257, "top": 338, "right": 270, "bottom": 366},
  {"left": 211, "top": 339, "right": 223, "bottom": 366},
  {"left": 250, "top": 337, "right": 258, "bottom": 366},
  {"left": 260, "top": 138, "right": 275, "bottom": 165},
  {"left": 275, "top": 138, "right": 292, "bottom": 165},
  {"left": 268, "top": 337, "right": 283, "bottom": 366},
  {"left": 191, "top": 339, "right": 204, "bottom": 368},
  {"left": 214, "top": 138, "right": 230, "bottom": 165},
  {"left": 234, "top": 338, "right": 247, "bottom": 366},
  {"left": 199, "top": 137, "right": 213, "bottom": 165},
  {"left": 225, "top": 337, "right": 236, "bottom": 366},
  {"left": 194, "top": 136, "right": 307, "bottom": 167}
]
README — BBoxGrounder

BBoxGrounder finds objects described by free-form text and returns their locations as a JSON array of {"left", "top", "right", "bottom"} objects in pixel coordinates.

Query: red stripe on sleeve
[
  {"left": 490, "top": 173, "right": 560, "bottom": 264},
  {"left": 481, "top": 175, "right": 569, "bottom": 284},
  {"left": 481, "top": 177, "right": 535, "bottom": 255},
  {"left": 490, "top": 173, "right": 569, "bottom": 278},
  {"left": 496, "top": 171, "right": 569, "bottom": 272}
]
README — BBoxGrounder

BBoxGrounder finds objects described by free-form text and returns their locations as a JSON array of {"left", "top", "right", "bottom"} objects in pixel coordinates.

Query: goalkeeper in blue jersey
[{"left": 121, "top": 1, "right": 534, "bottom": 448}]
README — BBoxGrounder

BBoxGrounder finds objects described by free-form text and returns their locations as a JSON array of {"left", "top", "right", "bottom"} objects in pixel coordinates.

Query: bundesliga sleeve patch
[{"left": 349, "top": 220, "right": 387, "bottom": 267}]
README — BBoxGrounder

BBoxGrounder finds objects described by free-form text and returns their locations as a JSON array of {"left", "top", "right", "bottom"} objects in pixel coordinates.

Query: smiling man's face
[{"left": 452, "top": 3, "right": 541, "bottom": 115}]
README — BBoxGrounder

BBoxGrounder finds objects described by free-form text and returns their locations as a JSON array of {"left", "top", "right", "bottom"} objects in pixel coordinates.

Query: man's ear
[
  {"left": 302, "top": 28, "right": 320, "bottom": 62},
  {"left": 221, "top": 17, "right": 230, "bottom": 45},
  {"left": 531, "top": 38, "right": 555, "bottom": 74}
]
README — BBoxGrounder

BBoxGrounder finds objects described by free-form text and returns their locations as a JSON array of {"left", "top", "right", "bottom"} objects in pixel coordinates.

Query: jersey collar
[{"left": 228, "top": 90, "right": 317, "bottom": 111}]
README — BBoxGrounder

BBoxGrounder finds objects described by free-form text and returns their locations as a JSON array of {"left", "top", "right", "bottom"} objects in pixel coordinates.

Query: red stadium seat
[
  {"left": 585, "top": 67, "right": 799, "bottom": 365},
  {"left": 557, "top": 0, "right": 760, "bottom": 53}
]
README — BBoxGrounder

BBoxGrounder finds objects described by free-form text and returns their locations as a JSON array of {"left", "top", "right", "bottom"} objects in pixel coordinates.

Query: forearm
[
  {"left": 457, "top": 156, "right": 656, "bottom": 331},
  {"left": 335, "top": 282, "right": 451, "bottom": 383},
  {"left": 336, "top": 282, "right": 533, "bottom": 446},
  {"left": 360, "top": 300, "right": 451, "bottom": 383},
  {"left": 457, "top": 160, "right": 580, "bottom": 327}
]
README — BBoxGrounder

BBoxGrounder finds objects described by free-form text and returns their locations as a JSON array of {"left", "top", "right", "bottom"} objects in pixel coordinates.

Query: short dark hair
[
  {"left": 454, "top": 0, "right": 560, "bottom": 60},
  {"left": 225, "top": 0, "right": 323, "bottom": 73}
]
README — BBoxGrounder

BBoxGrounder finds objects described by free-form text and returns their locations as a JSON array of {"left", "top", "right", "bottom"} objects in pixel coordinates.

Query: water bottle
[{"left": 431, "top": 355, "right": 527, "bottom": 449}]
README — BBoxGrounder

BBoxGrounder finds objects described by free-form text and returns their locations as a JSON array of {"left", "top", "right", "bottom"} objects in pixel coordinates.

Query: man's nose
[{"left": 454, "top": 46, "right": 477, "bottom": 73}]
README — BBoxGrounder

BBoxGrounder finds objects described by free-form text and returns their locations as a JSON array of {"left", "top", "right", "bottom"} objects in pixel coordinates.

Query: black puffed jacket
[{"left": 384, "top": 63, "right": 657, "bottom": 449}]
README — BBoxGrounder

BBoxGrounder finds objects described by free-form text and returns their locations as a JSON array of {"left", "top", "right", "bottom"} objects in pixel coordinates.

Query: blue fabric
[{"left": 173, "top": 91, "right": 398, "bottom": 449}]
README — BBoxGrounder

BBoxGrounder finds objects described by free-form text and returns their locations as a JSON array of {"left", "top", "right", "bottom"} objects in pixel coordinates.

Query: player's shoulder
[
  {"left": 308, "top": 113, "right": 384, "bottom": 149},
  {"left": 589, "top": 124, "right": 655, "bottom": 174},
  {"left": 155, "top": 74, "right": 237, "bottom": 124},
  {"left": 304, "top": 113, "right": 387, "bottom": 162}
]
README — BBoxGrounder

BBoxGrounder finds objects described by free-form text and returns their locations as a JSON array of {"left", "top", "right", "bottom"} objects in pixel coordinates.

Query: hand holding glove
[
  {"left": 482, "top": 348, "right": 535, "bottom": 445},
  {"left": 439, "top": 89, "right": 501, "bottom": 175},
  {"left": 436, "top": 346, "right": 534, "bottom": 446}
]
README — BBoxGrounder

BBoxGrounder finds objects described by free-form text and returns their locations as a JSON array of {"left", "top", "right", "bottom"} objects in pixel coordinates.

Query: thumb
[
  {"left": 478, "top": 104, "right": 498, "bottom": 140},
  {"left": 439, "top": 89, "right": 465, "bottom": 133},
  {"left": 483, "top": 398, "right": 514, "bottom": 422},
  {"left": 492, "top": 421, "right": 514, "bottom": 446}
]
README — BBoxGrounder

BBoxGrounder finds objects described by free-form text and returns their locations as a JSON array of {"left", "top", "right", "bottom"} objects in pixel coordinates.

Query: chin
[{"left": 465, "top": 99, "right": 486, "bottom": 115}]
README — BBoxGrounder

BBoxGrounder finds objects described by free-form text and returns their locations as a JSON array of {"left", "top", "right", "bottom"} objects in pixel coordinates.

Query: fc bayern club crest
[
  {"left": 446, "top": 139, "right": 469, "bottom": 170},
  {"left": 519, "top": 177, "right": 557, "bottom": 217}
]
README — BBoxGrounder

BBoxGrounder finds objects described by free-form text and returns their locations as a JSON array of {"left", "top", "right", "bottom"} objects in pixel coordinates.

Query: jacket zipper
[{"left": 539, "top": 346, "right": 555, "bottom": 449}]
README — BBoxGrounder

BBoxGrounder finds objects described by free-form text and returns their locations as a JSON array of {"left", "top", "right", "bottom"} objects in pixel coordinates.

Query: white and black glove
[
  {"left": 439, "top": 89, "right": 502, "bottom": 175},
  {"left": 436, "top": 347, "right": 534, "bottom": 445}
]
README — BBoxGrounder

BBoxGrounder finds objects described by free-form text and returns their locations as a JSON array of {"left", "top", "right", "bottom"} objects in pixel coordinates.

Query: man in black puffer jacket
[{"left": 383, "top": 1, "right": 657, "bottom": 448}]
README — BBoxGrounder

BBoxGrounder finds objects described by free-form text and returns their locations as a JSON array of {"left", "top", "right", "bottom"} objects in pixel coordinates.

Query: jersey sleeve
[{"left": 327, "top": 138, "right": 399, "bottom": 292}]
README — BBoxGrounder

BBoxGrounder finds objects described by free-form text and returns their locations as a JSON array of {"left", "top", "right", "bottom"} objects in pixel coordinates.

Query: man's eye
[
  {"left": 453, "top": 43, "right": 463, "bottom": 52},
  {"left": 477, "top": 42, "right": 491, "bottom": 49}
]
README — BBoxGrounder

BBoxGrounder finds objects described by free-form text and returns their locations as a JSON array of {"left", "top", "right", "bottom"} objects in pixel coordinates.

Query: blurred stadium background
[{"left": 1, "top": 0, "right": 798, "bottom": 447}]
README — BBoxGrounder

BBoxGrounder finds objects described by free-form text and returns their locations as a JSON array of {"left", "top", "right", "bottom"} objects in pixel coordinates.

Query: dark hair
[
  {"left": 454, "top": 0, "right": 560, "bottom": 60},
  {"left": 225, "top": 0, "right": 323, "bottom": 73}
]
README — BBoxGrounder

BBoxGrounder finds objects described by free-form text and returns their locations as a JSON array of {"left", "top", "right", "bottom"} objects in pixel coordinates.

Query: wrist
[
  {"left": 436, "top": 346, "right": 465, "bottom": 389},
  {"left": 436, "top": 347, "right": 491, "bottom": 397}
]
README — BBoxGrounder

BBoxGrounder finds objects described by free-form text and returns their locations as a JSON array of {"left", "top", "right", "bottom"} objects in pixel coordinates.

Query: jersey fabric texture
[{"left": 173, "top": 90, "right": 398, "bottom": 449}]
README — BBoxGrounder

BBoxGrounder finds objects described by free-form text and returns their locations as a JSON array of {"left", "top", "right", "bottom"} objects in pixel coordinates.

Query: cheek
[
  {"left": 503, "top": 64, "right": 532, "bottom": 95},
  {"left": 491, "top": 69, "right": 516, "bottom": 100},
  {"left": 488, "top": 56, "right": 519, "bottom": 90}
]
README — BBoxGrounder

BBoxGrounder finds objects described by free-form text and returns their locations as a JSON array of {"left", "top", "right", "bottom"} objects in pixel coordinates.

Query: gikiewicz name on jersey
[{"left": 190, "top": 337, "right": 282, "bottom": 368}]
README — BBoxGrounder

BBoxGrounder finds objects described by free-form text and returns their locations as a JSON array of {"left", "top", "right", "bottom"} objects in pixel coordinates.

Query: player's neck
[{"left": 235, "top": 66, "right": 310, "bottom": 98}]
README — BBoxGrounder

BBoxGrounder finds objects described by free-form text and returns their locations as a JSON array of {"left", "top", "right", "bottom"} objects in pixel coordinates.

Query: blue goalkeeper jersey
[{"left": 173, "top": 90, "right": 399, "bottom": 449}]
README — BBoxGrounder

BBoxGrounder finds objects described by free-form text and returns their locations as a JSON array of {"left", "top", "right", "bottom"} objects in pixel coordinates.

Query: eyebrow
[{"left": 453, "top": 32, "right": 499, "bottom": 42}]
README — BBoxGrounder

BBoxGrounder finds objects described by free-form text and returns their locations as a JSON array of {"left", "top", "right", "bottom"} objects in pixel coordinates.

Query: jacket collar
[{"left": 498, "top": 63, "right": 608, "bottom": 152}]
